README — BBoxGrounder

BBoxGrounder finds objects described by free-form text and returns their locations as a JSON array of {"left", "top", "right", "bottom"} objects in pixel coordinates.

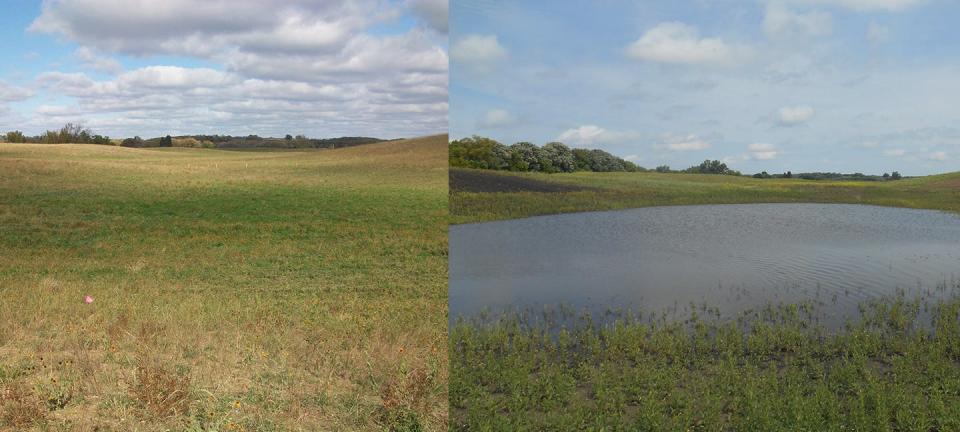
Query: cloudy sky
[
  {"left": 450, "top": 0, "right": 960, "bottom": 175},
  {"left": 0, "top": 0, "right": 447, "bottom": 139}
]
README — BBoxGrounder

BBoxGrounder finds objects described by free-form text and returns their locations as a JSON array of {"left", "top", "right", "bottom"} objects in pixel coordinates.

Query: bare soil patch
[{"left": 450, "top": 168, "right": 589, "bottom": 193}]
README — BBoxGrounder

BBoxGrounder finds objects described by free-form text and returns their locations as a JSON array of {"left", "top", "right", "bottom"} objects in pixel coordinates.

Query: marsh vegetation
[{"left": 451, "top": 280, "right": 960, "bottom": 430}]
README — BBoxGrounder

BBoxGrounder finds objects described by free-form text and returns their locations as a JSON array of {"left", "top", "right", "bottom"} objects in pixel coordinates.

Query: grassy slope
[
  {"left": 0, "top": 136, "right": 447, "bottom": 431},
  {"left": 450, "top": 168, "right": 960, "bottom": 224}
]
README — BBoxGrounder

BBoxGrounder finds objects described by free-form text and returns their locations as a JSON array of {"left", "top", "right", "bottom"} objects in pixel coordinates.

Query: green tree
[
  {"left": 541, "top": 142, "right": 576, "bottom": 173},
  {"left": 449, "top": 136, "right": 510, "bottom": 170},
  {"left": 891, "top": 171, "right": 902, "bottom": 180},
  {"left": 572, "top": 148, "right": 592, "bottom": 171},
  {"left": 586, "top": 149, "right": 627, "bottom": 172},
  {"left": 4, "top": 131, "right": 26, "bottom": 143},
  {"left": 508, "top": 142, "right": 544, "bottom": 171}
]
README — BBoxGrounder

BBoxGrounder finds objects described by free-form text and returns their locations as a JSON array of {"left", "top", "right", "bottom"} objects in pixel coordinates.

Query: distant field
[
  {"left": 0, "top": 136, "right": 448, "bottom": 431},
  {"left": 450, "top": 168, "right": 960, "bottom": 224}
]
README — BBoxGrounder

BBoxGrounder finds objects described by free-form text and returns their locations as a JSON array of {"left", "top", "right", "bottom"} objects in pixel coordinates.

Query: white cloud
[
  {"left": 0, "top": 81, "right": 34, "bottom": 102},
  {"left": 27, "top": 1, "right": 392, "bottom": 57},
  {"left": 22, "top": 0, "right": 447, "bottom": 137},
  {"left": 785, "top": 0, "right": 925, "bottom": 11},
  {"left": 867, "top": 22, "right": 891, "bottom": 43},
  {"left": 748, "top": 142, "right": 780, "bottom": 160},
  {"left": 627, "top": 22, "right": 746, "bottom": 65},
  {"left": 33, "top": 65, "right": 446, "bottom": 138},
  {"left": 120, "top": 66, "right": 234, "bottom": 89},
  {"left": 451, "top": 34, "right": 507, "bottom": 68},
  {"left": 927, "top": 151, "right": 948, "bottom": 161},
  {"left": 478, "top": 109, "right": 516, "bottom": 128},
  {"left": 26, "top": 2, "right": 446, "bottom": 82},
  {"left": 654, "top": 133, "right": 711, "bottom": 151},
  {"left": 557, "top": 125, "right": 632, "bottom": 146},
  {"left": 73, "top": 47, "right": 123, "bottom": 74},
  {"left": 883, "top": 148, "right": 906, "bottom": 156},
  {"left": 408, "top": 0, "right": 447, "bottom": 33},
  {"left": 778, "top": 105, "right": 815, "bottom": 125},
  {"left": 763, "top": 3, "right": 832, "bottom": 37},
  {"left": 624, "top": 154, "right": 642, "bottom": 162},
  {"left": 223, "top": 29, "right": 447, "bottom": 83}
]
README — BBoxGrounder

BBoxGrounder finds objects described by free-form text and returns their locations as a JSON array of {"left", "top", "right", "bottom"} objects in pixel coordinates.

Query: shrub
[
  {"left": 541, "top": 142, "right": 576, "bottom": 173},
  {"left": 121, "top": 136, "right": 144, "bottom": 147},
  {"left": 172, "top": 137, "right": 201, "bottom": 148},
  {"left": 508, "top": 142, "right": 544, "bottom": 171},
  {"left": 687, "top": 160, "right": 727, "bottom": 174}
]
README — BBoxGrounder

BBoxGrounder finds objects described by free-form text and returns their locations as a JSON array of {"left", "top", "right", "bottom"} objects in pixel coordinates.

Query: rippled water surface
[{"left": 450, "top": 204, "right": 960, "bottom": 323}]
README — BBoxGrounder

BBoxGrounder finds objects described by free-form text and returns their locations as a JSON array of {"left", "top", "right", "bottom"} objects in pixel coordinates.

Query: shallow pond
[{"left": 450, "top": 204, "right": 960, "bottom": 325}]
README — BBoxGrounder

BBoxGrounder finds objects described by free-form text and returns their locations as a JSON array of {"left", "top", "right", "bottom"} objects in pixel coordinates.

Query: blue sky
[
  {"left": 0, "top": 0, "right": 448, "bottom": 139},
  {"left": 450, "top": 0, "right": 960, "bottom": 175}
]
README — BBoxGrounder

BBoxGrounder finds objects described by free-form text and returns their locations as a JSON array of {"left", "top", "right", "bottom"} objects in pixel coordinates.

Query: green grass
[
  {"left": 450, "top": 169, "right": 960, "bottom": 224},
  {"left": 0, "top": 137, "right": 448, "bottom": 431},
  {"left": 451, "top": 282, "right": 960, "bottom": 431}
]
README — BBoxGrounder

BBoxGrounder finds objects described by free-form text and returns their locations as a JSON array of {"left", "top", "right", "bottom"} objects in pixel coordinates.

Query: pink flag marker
[{"left": 84, "top": 295, "right": 94, "bottom": 304}]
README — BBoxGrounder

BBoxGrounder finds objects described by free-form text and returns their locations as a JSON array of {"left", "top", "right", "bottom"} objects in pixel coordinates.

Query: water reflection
[{"left": 450, "top": 204, "right": 960, "bottom": 325}]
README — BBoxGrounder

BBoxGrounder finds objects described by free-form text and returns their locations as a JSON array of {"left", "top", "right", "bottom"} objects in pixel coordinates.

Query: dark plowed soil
[{"left": 449, "top": 168, "right": 589, "bottom": 193}]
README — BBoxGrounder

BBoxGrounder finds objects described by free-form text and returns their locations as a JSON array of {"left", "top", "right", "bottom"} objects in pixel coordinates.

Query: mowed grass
[
  {"left": 0, "top": 136, "right": 447, "bottom": 431},
  {"left": 451, "top": 282, "right": 960, "bottom": 431},
  {"left": 450, "top": 168, "right": 960, "bottom": 224}
]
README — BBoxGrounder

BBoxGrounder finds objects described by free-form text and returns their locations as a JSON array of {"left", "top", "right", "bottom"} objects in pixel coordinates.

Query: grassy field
[
  {"left": 450, "top": 168, "right": 960, "bottom": 224},
  {"left": 451, "top": 281, "right": 960, "bottom": 431},
  {"left": 0, "top": 136, "right": 447, "bottom": 431}
]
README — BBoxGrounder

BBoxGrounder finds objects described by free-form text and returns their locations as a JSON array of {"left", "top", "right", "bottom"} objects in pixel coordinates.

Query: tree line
[
  {"left": 2, "top": 124, "right": 385, "bottom": 149},
  {"left": 4, "top": 123, "right": 111, "bottom": 145},
  {"left": 450, "top": 136, "right": 752, "bottom": 176},
  {"left": 450, "top": 136, "right": 643, "bottom": 173},
  {"left": 751, "top": 171, "right": 903, "bottom": 181}
]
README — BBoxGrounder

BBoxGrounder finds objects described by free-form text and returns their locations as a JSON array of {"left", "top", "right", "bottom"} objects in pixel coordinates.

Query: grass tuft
[{"left": 131, "top": 359, "right": 191, "bottom": 418}]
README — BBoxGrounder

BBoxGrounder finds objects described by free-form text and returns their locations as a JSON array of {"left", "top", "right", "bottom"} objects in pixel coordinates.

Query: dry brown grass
[
  {"left": 0, "top": 135, "right": 448, "bottom": 430},
  {"left": 131, "top": 360, "right": 191, "bottom": 418},
  {"left": 1, "top": 382, "right": 47, "bottom": 428}
]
